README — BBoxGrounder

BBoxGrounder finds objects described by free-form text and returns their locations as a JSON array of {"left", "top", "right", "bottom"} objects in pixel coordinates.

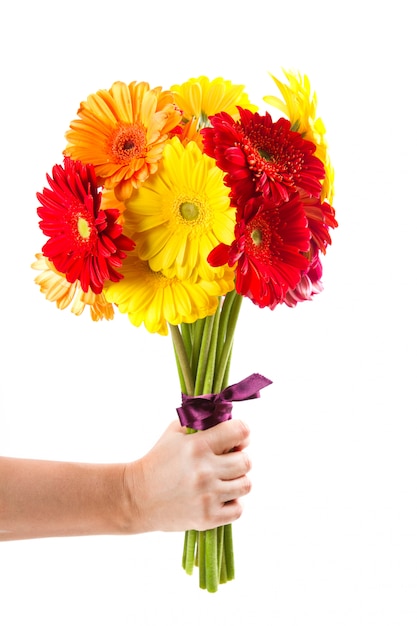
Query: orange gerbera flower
[
  {"left": 64, "top": 81, "right": 182, "bottom": 201},
  {"left": 32, "top": 254, "right": 114, "bottom": 321}
]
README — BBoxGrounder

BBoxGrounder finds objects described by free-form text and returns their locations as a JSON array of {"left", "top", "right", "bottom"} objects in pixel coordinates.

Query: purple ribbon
[{"left": 176, "top": 373, "right": 273, "bottom": 430}]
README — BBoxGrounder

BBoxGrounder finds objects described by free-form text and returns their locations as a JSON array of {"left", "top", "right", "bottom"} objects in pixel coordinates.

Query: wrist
[{"left": 122, "top": 459, "right": 153, "bottom": 534}]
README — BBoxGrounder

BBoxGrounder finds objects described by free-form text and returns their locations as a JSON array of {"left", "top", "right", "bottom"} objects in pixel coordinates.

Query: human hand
[{"left": 125, "top": 419, "right": 252, "bottom": 533}]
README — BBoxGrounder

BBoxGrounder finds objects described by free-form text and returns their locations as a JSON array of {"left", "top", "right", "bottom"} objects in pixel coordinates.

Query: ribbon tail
[
  {"left": 223, "top": 373, "right": 273, "bottom": 402},
  {"left": 177, "top": 373, "right": 273, "bottom": 430}
]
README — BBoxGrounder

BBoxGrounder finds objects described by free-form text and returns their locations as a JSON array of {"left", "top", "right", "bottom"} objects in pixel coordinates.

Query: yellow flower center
[
  {"left": 180, "top": 201, "right": 199, "bottom": 221},
  {"left": 77, "top": 216, "right": 91, "bottom": 239},
  {"left": 109, "top": 123, "right": 147, "bottom": 164},
  {"left": 251, "top": 228, "right": 263, "bottom": 246}
]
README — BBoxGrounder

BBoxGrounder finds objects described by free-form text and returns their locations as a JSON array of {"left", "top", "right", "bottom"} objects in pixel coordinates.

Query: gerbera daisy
[
  {"left": 32, "top": 253, "right": 114, "bottom": 321},
  {"left": 100, "top": 186, "right": 133, "bottom": 233},
  {"left": 284, "top": 245, "right": 324, "bottom": 307},
  {"left": 300, "top": 192, "right": 338, "bottom": 255},
  {"left": 104, "top": 250, "right": 235, "bottom": 335},
  {"left": 124, "top": 136, "right": 235, "bottom": 282},
  {"left": 171, "top": 75, "right": 257, "bottom": 128},
  {"left": 208, "top": 194, "right": 311, "bottom": 309},
  {"left": 100, "top": 187, "right": 127, "bottom": 215},
  {"left": 64, "top": 81, "right": 182, "bottom": 201},
  {"left": 281, "top": 191, "right": 337, "bottom": 306},
  {"left": 201, "top": 108, "right": 325, "bottom": 206},
  {"left": 37, "top": 157, "right": 135, "bottom": 294},
  {"left": 264, "top": 70, "right": 334, "bottom": 204}
]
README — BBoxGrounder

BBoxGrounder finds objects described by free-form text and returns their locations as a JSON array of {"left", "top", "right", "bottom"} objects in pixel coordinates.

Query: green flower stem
[
  {"left": 224, "top": 524, "right": 235, "bottom": 581},
  {"left": 172, "top": 293, "right": 243, "bottom": 591},
  {"left": 183, "top": 529, "right": 197, "bottom": 575},
  {"left": 213, "top": 292, "right": 243, "bottom": 393},
  {"left": 190, "top": 318, "right": 205, "bottom": 379},
  {"left": 180, "top": 323, "right": 193, "bottom": 364},
  {"left": 215, "top": 291, "right": 237, "bottom": 371},
  {"left": 221, "top": 352, "right": 232, "bottom": 390},
  {"left": 201, "top": 301, "right": 221, "bottom": 395},
  {"left": 194, "top": 315, "right": 215, "bottom": 396},
  {"left": 174, "top": 350, "right": 186, "bottom": 395},
  {"left": 216, "top": 524, "right": 224, "bottom": 576},
  {"left": 170, "top": 324, "right": 194, "bottom": 395},
  {"left": 219, "top": 546, "right": 228, "bottom": 585},
  {"left": 198, "top": 531, "right": 206, "bottom": 589},
  {"left": 205, "top": 528, "right": 219, "bottom": 593}
]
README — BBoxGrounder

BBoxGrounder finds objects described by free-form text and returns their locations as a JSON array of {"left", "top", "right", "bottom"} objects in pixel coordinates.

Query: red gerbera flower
[
  {"left": 283, "top": 193, "right": 337, "bottom": 306},
  {"left": 202, "top": 107, "right": 325, "bottom": 205},
  {"left": 300, "top": 192, "right": 338, "bottom": 254},
  {"left": 37, "top": 157, "right": 135, "bottom": 294},
  {"left": 208, "top": 194, "right": 311, "bottom": 309},
  {"left": 284, "top": 243, "right": 324, "bottom": 307}
]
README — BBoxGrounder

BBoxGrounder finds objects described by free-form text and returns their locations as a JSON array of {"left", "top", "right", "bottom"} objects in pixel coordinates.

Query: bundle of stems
[{"left": 170, "top": 289, "right": 243, "bottom": 592}]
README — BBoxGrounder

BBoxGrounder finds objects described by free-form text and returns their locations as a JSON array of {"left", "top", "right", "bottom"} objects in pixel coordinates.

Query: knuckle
[
  {"left": 193, "top": 465, "right": 212, "bottom": 491},
  {"left": 240, "top": 475, "right": 252, "bottom": 496},
  {"left": 189, "top": 435, "right": 208, "bottom": 459},
  {"left": 235, "top": 420, "right": 250, "bottom": 442},
  {"left": 229, "top": 502, "right": 243, "bottom": 523},
  {"left": 242, "top": 451, "right": 252, "bottom": 473},
  {"left": 196, "top": 493, "right": 217, "bottom": 530}
]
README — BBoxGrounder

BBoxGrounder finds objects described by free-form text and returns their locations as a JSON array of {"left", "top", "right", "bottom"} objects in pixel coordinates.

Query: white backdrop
[{"left": 1, "top": 1, "right": 416, "bottom": 624}]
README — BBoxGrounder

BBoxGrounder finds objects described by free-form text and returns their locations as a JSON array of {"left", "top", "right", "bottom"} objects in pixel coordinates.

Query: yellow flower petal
[
  {"left": 170, "top": 76, "right": 258, "bottom": 125},
  {"left": 32, "top": 254, "right": 114, "bottom": 321},
  {"left": 104, "top": 253, "right": 234, "bottom": 335},
  {"left": 124, "top": 137, "right": 235, "bottom": 282},
  {"left": 264, "top": 69, "right": 334, "bottom": 204}
]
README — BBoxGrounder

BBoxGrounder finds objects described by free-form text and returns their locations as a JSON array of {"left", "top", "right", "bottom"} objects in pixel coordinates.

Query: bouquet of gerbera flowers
[{"left": 32, "top": 70, "right": 337, "bottom": 592}]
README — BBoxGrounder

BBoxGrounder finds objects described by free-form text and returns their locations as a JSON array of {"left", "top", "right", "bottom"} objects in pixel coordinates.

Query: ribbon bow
[{"left": 176, "top": 373, "right": 273, "bottom": 430}]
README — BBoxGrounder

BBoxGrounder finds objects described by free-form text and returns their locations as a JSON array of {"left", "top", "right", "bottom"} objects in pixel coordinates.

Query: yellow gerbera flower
[
  {"left": 32, "top": 254, "right": 114, "bottom": 321},
  {"left": 124, "top": 136, "right": 235, "bottom": 282},
  {"left": 64, "top": 81, "right": 182, "bottom": 202},
  {"left": 170, "top": 76, "right": 258, "bottom": 148},
  {"left": 264, "top": 69, "right": 334, "bottom": 204},
  {"left": 171, "top": 75, "right": 258, "bottom": 125},
  {"left": 103, "top": 252, "right": 235, "bottom": 335}
]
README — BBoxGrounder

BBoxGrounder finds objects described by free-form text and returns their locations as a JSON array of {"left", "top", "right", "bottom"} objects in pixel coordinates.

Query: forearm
[
  {"left": 0, "top": 457, "right": 133, "bottom": 540},
  {"left": 0, "top": 420, "right": 252, "bottom": 540}
]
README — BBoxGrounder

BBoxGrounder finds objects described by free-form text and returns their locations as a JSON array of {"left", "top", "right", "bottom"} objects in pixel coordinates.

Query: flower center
[
  {"left": 180, "top": 201, "right": 199, "bottom": 221},
  {"left": 68, "top": 203, "right": 96, "bottom": 253},
  {"left": 109, "top": 123, "right": 147, "bottom": 164},
  {"left": 198, "top": 112, "right": 210, "bottom": 129},
  {"left": 251, "top": 228, "right": 263, "bottom": 245},
  {"left": 258, "top": 149, "right": 272, "bottom": 162},
  {"left": 243, "top": 118, "right": 304, "bottom": 187},
  {"left": 77, "top": 216, "right": 91, "bottom": 239},
  {"left": 245, "top": 215, "right": 274, "bottom": 264}
]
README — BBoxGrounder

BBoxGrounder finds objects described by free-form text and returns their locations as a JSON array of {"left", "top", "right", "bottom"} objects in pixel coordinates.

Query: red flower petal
[
  {"left": 202, "top": 108, "right": 325, "bottom": 206},
  {"left": 37, "top": 157, "right": 135, "bottom": 293}
]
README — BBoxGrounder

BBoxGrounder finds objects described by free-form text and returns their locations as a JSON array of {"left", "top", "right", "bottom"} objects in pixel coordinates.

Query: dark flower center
[
  {"left": 258, "top": 149, "right": 272, "bottom": 162},
  {"left": 110, "top": 124, "right": 147, "bottom": 163},
  {"left": 123, "top": 140, "right": 136, "bottom": 151}
]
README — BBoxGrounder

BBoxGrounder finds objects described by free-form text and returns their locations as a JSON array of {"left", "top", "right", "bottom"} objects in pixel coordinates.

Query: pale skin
[{"left": 0, "top": 419, "right": 251, "bottom": 541}]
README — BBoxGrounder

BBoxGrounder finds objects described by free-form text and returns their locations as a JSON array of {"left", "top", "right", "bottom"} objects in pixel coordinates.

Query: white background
[{"left": 1, "top": 1, "right": 416, "bottom": 624}]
